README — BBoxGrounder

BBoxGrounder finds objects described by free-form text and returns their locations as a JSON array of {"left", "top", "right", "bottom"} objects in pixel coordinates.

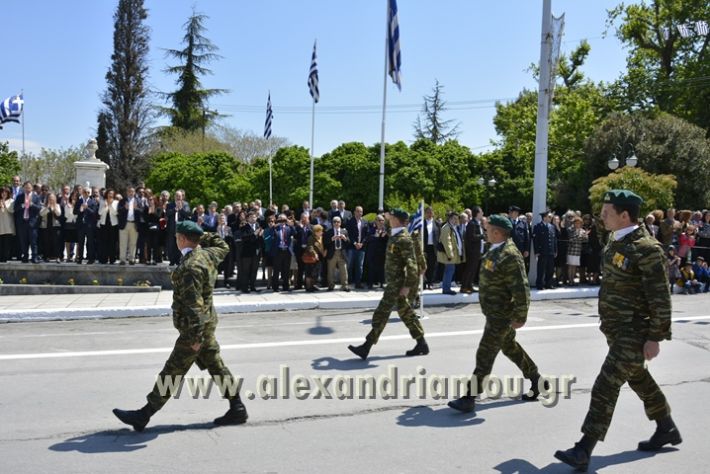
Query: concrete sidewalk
[{"left": 0, "top": 285, "right": 600, "bottom": 322}]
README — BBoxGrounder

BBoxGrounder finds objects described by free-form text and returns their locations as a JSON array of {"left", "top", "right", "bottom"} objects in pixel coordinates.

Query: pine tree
[
  {"left": 99, "top": 0, "right": 152, "bottom": 189},
  {"left": 161, "top": 10, "right": 227, "bottom": 133},
  {"left": 413, "top": 80, "right": 460, "bottom": 144}
]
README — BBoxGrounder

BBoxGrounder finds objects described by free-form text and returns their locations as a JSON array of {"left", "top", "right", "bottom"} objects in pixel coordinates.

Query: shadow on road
[
  {"left": 493, "top": 447, "right": 676, "bottom": 473},
  {"left": 307, "top": 316, "right": 335, "bottom": 336},
  {"left": 310, "top": 353, "right": 412, "bottom": 371},
  {"left": 49, "top": 422, "right": 215, "bottom": 453},
  {"left": 397, "top": 405, "right": 483, "bottom": 428}
]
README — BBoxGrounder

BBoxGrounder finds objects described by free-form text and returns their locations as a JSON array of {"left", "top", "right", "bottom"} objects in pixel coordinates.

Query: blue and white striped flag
[
  {"left": 0, "top": 93, "right": 23, "bottom": 125},
  {"left": 308, "top": 41, "right": 320, "bottom": 103},
  {"left": 408, "top": 201, "right": 424, "bottom": 233},
  {"left": 387, "top": 0, "right": 402, "bottom": 91},
  {"left": 264, "top": 93, "right": 273, "bottom": 139}
]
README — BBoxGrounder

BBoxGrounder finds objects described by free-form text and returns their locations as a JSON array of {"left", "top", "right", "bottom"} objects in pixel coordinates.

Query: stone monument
[{"left": 74, "top": 139, "right": 109, "bottom": 189}]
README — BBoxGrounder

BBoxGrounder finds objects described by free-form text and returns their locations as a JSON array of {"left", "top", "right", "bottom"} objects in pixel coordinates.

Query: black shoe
[
  {"left": 521, "top": 376, "right": 550, "bottom": 401},
  {"left": 442, "top": 290, "right": 457, "bottom": 295},
  {"left": 405, "top": 338, "right": 429, "bottom": 356},
  {"left": 342, "top": 286, "right": 351, "bottom": 292},
  {"left": 554, "top": 443, "right": 590, "bottom": 472},
  {"left": 112, "top": 405, "right": 154, "bottom": 432},
  {"left": 348, "top": 342, "right": 372, "bottom": 360},
  {"left": 448, "top": 396, "right": 476, "bottom": 413},
  {"left": 214, "top": 397, "right": 248, "bottom": 426},
  {"left": 31, "top": 258, "right": 40, "bottom": 264},
  {"left": 638, "top": 422, "right": 682, "bottom": 451}
]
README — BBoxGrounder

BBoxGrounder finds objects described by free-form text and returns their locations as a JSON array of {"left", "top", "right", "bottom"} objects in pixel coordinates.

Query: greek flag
[
  {"left": 387, "top": 0, "right": 402, "bottom": 91},
  {"left": 0, "top": 93, "right": 23, "bottom": 125},
  {"left": 408, "top": 202, "right": 423, "bottom": 233},
  {"left": 264, "top": 93, "right": 273, "bottom": 139},
  {"left": 308, "top": 41, "right": 319, "bottom": 103}
]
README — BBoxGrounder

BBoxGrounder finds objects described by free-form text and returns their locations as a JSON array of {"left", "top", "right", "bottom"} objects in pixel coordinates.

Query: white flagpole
[
  {"left": 309, "top": 98, "right": 315, "bottom": 206},
  {"left": 378, "top": 1, "right": 389, "bottom": 211},
  {"left": 269, "top": 154, "right": 273, "bottom": 206},
  {"left": 21, "top": 90, "right": 25, "bottom": 157}
]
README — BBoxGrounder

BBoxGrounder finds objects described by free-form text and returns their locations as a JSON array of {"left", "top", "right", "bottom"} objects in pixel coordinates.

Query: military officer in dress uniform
[
  {"left": 448, "top": 214, "right": 547, "bottom": 414},
  {"left": 555, "top": 190, "right": 681, "bottom": 472},
  {"left": 113, "top": 221, "right": 247, "bottom": 431},
  {"left": 348, "top": 208, "right": 428, "bottom": 360}
]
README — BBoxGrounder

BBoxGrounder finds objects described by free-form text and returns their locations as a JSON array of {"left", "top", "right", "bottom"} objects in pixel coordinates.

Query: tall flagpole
[
  {"left": 21, "top": 90, "right": 25, "bottom": 157},
  {"left": 309, "top": 97, "right": 315, "bottom": 206},
  {"left": 378, "top": 1, "right": 389, "bottom": 212}
]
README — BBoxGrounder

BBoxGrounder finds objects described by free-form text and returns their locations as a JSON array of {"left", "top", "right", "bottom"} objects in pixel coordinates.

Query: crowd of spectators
[{"left": 1, "top": 175, "right": 708, "bottom": 296}]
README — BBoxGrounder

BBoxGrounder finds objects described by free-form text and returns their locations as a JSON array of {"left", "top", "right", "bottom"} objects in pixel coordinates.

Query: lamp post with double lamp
[
  {"left": 477, "top": 177, "right": 497, "bottom": 215},
  {"left": 608, "top": 146, "right": 638, "bottom": 171}
]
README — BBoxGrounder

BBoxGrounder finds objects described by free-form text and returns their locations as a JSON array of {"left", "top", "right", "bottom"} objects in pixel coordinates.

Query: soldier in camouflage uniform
[
  {"left": 348, "top": 208, "right": 428, "bottom": 360},
  {"left": 449, "top": 214, "right": 546, "bottom": 414},
  {"left": 407, "top": 218, "right": 427, "bottom": 307},
  {"left": 555, "top": 190, "right": 681, "bottom": 472},
  {"left": 113, "top": 220, "right": 247, "bottom": 431}
]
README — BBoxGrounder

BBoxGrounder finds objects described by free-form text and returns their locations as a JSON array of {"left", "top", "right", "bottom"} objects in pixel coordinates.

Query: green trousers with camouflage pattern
[
  {"left": 471, "top": 317, "right": 539, "bottom": 395},
  {"left": 366, "top": 284, "right": 425, "bottom": 345},
  {"left": 581, "top": 332, "right": 671, "bottom": 441},
  {"left": 146, "top": 322, "right": 238, "bottom": 411}
]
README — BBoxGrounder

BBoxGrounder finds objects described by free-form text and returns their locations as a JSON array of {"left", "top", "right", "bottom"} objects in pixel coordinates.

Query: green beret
[
  {"left": 488, "top": 214, "right": 513, "bottom": 232},
  {"left": 603, "top": 189, "right": 643, "bottom": 207},
  {"left": 389, "top": 208, "right": 409, "bottom": 221},
  {"left": 176, "top": 220, "right": 204, "bottom": 236}
]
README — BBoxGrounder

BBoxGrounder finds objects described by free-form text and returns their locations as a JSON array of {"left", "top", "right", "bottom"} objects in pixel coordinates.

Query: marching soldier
[
  {"left": 448, "top": 214, "right": 547, "bottom": 413},
  {"left": 348, "top": 208, "right": 429, "bottom": 360},
  {"left": 555, "top": 190, "right": 681, "bottom": 471},
  {"left": 113, "top": 221, "right": 247, "bottom": 431}
]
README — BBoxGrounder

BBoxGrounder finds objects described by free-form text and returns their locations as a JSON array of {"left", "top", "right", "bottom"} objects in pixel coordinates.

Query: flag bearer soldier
[{"left": 348, "top": 209, "right": 429, "bottom": 360}]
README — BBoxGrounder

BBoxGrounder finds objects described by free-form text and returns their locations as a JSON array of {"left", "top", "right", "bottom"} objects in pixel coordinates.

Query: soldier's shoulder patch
[
  {"left": 388, "top": 243, "right": 396, "bottom": 254},
  {"left": 484, "top": 258, "right": 495, "bottom": 271},
  {"left": 612, "top": 252, "right": 631, "bottom": 270}
]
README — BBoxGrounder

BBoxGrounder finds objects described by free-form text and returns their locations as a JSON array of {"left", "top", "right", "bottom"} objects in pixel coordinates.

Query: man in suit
[
  {"left": 293, "top": 212, "right": 312, "bottom": 290},
  {"left": 166, "top": 190, "right": 191, "bottom": 265},
  {"left": 422, "top": 207, "right": 440, "bottom": 289},
  {"left": 345, "top": 206, "right": 369, "bottom": 289},
  {"left": 269, "top": 214, "right": 295, "bottom": 292},
  {"left": 118, "top": 186, "right": 143, "bottom": 265},
  {"left": 14, "top": 181, "right": 42, "bottom": 263},
  {"left": 10, "top": 175, "right": 22, "bottom": 201},
  {"left": 328, "top": 200, "right": 341, "bottom": 222},
  {"left": 337, "top": 200, "right": 352, "bottom": 224},
  {"left": 296, "top": 201, "right": 311, "bottom": 221},
  {"left": 509, "top": 205, "right": 531, "bottom": 265},
  {"left": 74, "top": 186, "right": 100, "bottom": 263},
  {"left": 239, "top": 212, "right": 262, "bottom": 293},
  {"left": 461, "top": 206, "right": 484, "bottom": 293},
  {"left": 325, "top": 216, "right": 350, "bottom": 291},
  {"left": 532, "top": 211, "right": 558, "bottom": 290}
]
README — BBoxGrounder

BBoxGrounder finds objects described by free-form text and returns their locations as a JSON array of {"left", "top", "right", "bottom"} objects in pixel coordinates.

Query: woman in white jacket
[{"left": 98, "top": 188, "right": 119, "bottom": 264}]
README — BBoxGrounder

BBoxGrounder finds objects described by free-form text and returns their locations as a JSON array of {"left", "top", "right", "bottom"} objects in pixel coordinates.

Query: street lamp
[
  {"left": 477, "top": 176, "right": 497, "bottom": 214},
  {"left": 608, "top": 146, "right": 638, "bottom": 170}
]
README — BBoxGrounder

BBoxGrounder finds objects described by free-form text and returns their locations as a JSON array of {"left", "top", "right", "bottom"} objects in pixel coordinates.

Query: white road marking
[{"left": 1, "top": 315, "right": 708, "bottom": 361}]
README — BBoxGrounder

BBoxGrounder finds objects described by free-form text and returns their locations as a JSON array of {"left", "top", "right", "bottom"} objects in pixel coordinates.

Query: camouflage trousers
[
  {"left": 581, "top": 332, "right": 671, "bottom": 441},
  {"left": 366, "top": 284, "right": 425, "bottom": 345},
  {"left": 471, "top": 317, "right": 539, "bottom": 395},
  {"left": 146, "top": 323, "right": 237, "bottom": 411}
]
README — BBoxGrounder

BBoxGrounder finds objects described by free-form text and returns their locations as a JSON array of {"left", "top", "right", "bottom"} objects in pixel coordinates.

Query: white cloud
[{"left": 3, "top": 138, "right": 44, "bottom": 156}]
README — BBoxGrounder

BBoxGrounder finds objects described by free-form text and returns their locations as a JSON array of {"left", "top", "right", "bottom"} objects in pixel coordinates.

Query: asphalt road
[{"left": 1, "top": 296, "right": 708, "bottom": 473}]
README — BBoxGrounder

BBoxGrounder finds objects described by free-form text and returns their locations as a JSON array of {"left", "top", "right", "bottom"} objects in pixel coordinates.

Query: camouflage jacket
[
  {"left": 385, "top": 228, "right": 419, "bottom": 290},
  {"left": 411, "top": 229, "right": 427, "bottom": 275},
  {"left": 171, "top": 233, "right": 230, "bottom": 343},
  {"left": 479, "top": 238, "right": 530, "bottom": 323},
  {"left": 599, "top": 226, "right": 671, "bottom": 341}
]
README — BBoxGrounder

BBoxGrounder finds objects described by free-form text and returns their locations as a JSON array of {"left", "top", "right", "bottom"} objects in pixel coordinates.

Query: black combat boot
[
  {"left": 405, "top": 337, "right": 429, "bottom": 356},
  {"left": 521, "top": 375, "right": 550, "bottom": 401},
  {"left": 447, "top": 396, "right": 476, "bottom": 413},
  {"left": 638, "top": 415, "right": 682, "bottom": 451},
  {"left": 113, "top": 404, "right": 156, "bottom": 432},
  {"left": 348, "top": 340, "right": 372, "bottom": 360},
  {"left": 554, "top": 435, "right": 597, "bottom": 472},
  {"left": 214, "top": 396, "right": 248, "bottom": 426}
]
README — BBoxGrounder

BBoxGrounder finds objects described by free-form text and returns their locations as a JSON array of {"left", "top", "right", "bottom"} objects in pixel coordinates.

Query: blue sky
[{"left": 1, "top": 0, "right": 630, "bottom": 157}]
